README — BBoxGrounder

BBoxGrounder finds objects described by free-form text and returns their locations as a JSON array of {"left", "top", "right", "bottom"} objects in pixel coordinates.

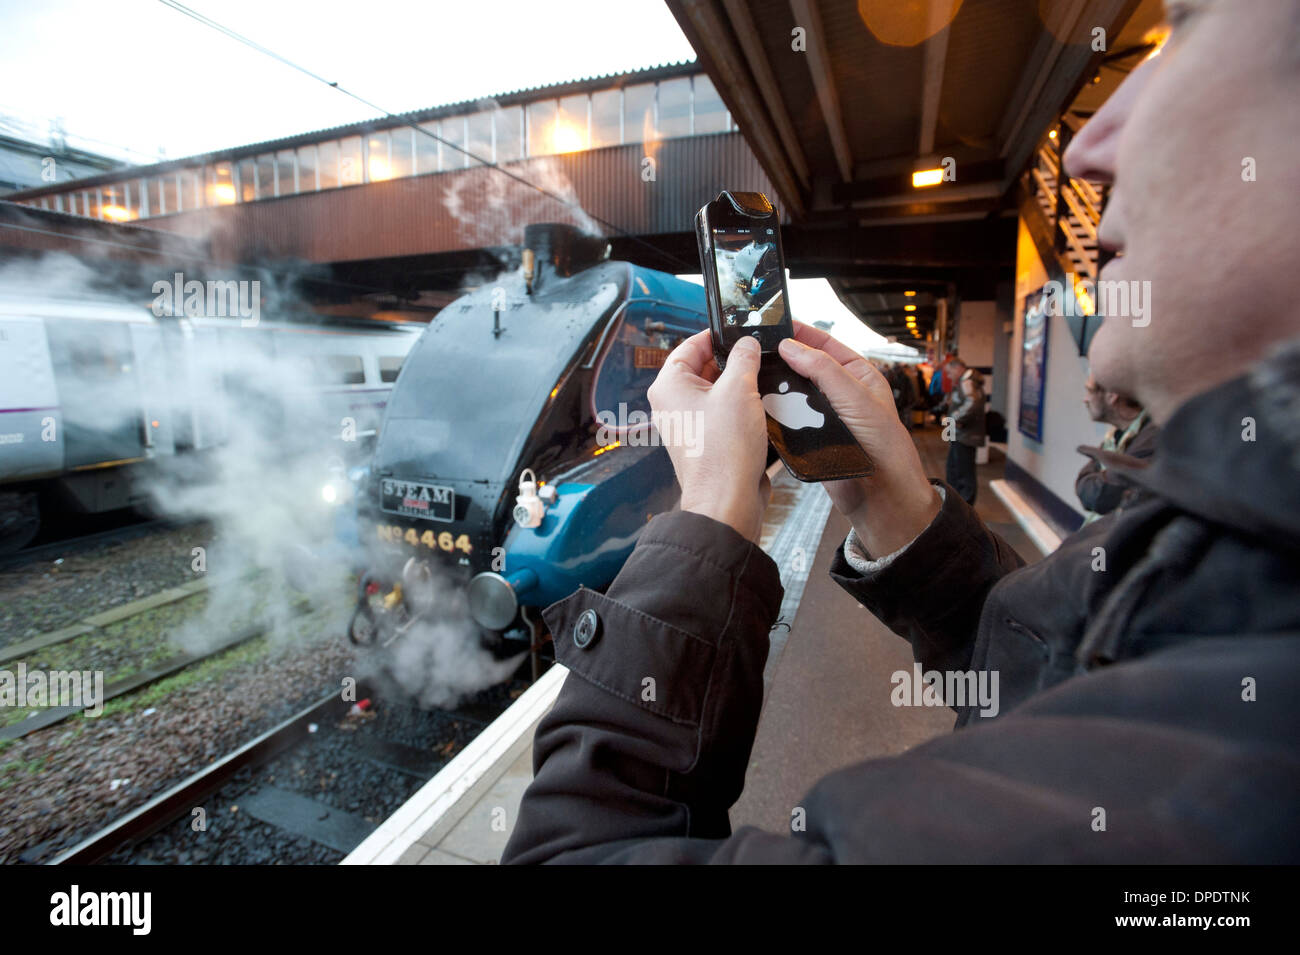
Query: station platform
[{"left": 343, "top": 426, "right": 1045, "bottom": 865}]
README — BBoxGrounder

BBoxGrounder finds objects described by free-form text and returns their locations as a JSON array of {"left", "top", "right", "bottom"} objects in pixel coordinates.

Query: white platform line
[
  {"left": 342, "top": 662, "right": 568, "bottom": 865},
  {"left": 990, "top": 478, "right": 1063, "bottom": 556}
]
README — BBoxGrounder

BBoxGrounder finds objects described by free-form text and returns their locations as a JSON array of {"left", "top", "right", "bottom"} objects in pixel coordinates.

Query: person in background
[
  {"left": 943, "top": 360, "right": 985, "bottom": 504},
  {"left": 891, "top": 362, "right": 918, "bottom": 430},
  {"left": 928, "top": 352, "right": 952, "bottom": 424},
  {"left": 1076, "top": 374, "right": 1159, "bottom": 523},
  {"left": 909, "top": 364, "right": 929, "bottom": 427}
]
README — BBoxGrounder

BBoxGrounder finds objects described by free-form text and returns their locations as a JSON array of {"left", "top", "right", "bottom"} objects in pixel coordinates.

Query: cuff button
[{"left": 573, "top": 609, "right": 600, "bottom": 649}]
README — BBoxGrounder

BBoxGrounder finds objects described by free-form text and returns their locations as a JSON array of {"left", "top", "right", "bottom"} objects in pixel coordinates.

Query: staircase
[{"left": 1023, "top": 116, "right": 1105, "bottom": 282}]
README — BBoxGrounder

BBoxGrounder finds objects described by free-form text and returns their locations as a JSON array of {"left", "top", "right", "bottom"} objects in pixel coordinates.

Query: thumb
[{"left": 714, "top": 335, "right": 762, "bottom": 395}]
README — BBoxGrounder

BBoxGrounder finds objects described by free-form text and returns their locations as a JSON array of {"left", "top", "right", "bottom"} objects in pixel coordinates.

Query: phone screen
[{"left": 711, "top": 223, "right": 790, "bottom": 350}]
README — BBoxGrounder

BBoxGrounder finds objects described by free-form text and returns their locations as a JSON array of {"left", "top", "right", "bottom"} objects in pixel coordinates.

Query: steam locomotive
[{"left": 344, "top": 223, "right": 708, "bottom": 657}]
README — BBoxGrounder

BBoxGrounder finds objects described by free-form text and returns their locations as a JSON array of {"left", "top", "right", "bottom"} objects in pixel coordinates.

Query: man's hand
[
  {"left": 776, "top": 322, "right": 940, "bottom": 558},
  {"left": 647, "top": 332, "right": 771, "bottom": 543}
]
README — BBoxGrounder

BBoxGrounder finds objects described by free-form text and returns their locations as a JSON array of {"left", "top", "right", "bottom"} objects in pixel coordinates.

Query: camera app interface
[{"left": 712, "top": 226, "right": 785, "bottom": 336}]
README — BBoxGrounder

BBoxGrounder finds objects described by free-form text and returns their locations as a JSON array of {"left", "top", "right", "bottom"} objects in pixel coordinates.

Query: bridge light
[
  {"left": 207, "top": 183, "right": 236, "bottom": 205},
  {"left": 552, "top": 121, "right": 584, "bottom": 154}
]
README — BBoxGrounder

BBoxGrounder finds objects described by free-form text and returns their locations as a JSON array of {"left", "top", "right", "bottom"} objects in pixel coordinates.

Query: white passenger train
[{"left": 0, "top": 293, "right": 423, "bottom": 552}]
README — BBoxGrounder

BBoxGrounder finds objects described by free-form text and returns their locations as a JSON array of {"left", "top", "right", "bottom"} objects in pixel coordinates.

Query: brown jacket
[{"left": 502, "top": 347, "right": 1300, "bottom": 864}]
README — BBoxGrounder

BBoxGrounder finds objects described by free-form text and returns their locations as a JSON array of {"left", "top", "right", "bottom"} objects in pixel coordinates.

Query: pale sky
[{"left": 0, "top": 0, "right": 697, "bottom": 162}]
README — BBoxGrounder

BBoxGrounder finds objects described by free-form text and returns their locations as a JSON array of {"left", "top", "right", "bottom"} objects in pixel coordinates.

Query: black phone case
[{"left": 756, "top": 355, "right": 875, "bottom": 482}]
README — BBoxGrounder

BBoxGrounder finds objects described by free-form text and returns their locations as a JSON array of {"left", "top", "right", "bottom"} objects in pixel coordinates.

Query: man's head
[
  {"left": 1084, "top": 374, "right": 1142, "bottom": 427},
  {"left": 1063, "top": 0, "right": 1300, "bottom": 423}
]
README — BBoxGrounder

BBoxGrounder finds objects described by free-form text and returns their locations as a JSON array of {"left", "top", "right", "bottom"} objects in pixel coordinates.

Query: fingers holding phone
[
  {"left": 648, "top": 332, "right": 770, "bottom": 543},
  {"left": 774, "top": 326, "right": 940, "bottom": 557}
]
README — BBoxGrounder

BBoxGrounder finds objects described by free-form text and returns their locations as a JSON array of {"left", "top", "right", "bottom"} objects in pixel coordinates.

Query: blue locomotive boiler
[{"left": 345, "top": 224, "right": 708, "bottom": 656}]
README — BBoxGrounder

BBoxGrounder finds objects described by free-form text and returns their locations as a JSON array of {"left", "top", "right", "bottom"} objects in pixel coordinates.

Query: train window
[
  {"left": 441, "top": 117, "right": 467, "bottom": 170},
  {"left": 100, "top": 185, "right": 126, "bottom": 220},
  {"left": 85, "top": 189, "right": 100, "bottom": 219},
  {"left": 339, "top": 136, "right": 363, "bottom": 185},
  {"left": 658, "top": 77, "right": 691, "bottom": 138},
  {"left": 556, "top": 94, "right": 589, "bottom": 153},
  {"left": 367, "top": 131, "right": 391, "bottom": 181},
  {"left": 237, "top": 159, "right": 256, "bottom": 201},
  {"left": 296, "top": 146, "right": 319, "bottom": 191},
  {"left": 161, "top": 175, "right": 178, "bottom": 215},
  {"left": 318, "top": 141, "right": 340, "bottom": 189},
  {"left": 276, "top": 150, "right": 297, "bottom": 194},
  {"left": 467, "top": 111, "right": 492, "bottom": 165},
  {"left": 416, "top": 122, "right": 440, "bottom": 174},
  {"left": 314, "top": 354, "right": 366, "bottom": 385},
  {"left": 254, "top": 155, "right": 275, "bottom": 199},
  {"left": 526, "top": 100, "right": 557, "bottom": 156},
  {"left": 591, "top": 89, "right": 621, "bottom": 147},
  {"left": 591, "top": 316, "right": 667, "bottom": 424},
  {"left": 378, "top": 355, "right": 404, "bottom": 383},
  {"left": 316, "top": 142, "right": 338, "bottom": 188},
  {"left": 207, "top": 162, "right": 236, "bottom": 205},
  {"left": 389, "top": 127, "right": 414, "bottom": 178},
  {"left": 182, "top": 170, "right": 202, "bottom": 210},
  {"left": 134, "top": 178, "right": 149, "bottom": 217},
  {"left": 623, "top": 83, "right": 655, "bottom": 143},
  {"left": 693, "top": 75, "right": 728, "bottom": 134},
  {"left": 495, "top": 107, "right": 522, "bottom": 163}
]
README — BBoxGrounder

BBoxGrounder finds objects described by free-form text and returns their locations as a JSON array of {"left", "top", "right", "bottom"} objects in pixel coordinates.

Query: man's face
[{"left": 1063, "top": 0, "right": 1300, "bottom": 421}]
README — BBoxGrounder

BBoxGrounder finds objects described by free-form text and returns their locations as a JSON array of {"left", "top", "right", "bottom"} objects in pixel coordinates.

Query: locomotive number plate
[{"left": 380, "top": 479, "right": 455, "bottom": 522}]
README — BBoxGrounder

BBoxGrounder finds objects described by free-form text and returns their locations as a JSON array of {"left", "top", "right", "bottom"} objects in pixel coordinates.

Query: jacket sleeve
[
  {"left": 1075, "top": 456, "right": 1124, "bottom": 514},
  {"left": 828, "top": 480, "right": 1026, "bottom": 675},
  {"left": 503, "top": 508, "right": 809, "bottom": 864}
]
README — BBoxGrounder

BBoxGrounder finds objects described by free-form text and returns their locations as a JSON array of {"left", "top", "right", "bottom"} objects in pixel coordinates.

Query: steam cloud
[{"left": 0, "top": 250, "right": 523, "bottom": 707}]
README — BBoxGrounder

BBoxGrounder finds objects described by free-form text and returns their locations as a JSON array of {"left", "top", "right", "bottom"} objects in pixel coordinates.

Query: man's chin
[{"left": 1086, "top": 320, "right": 1131, "bottom": 395}]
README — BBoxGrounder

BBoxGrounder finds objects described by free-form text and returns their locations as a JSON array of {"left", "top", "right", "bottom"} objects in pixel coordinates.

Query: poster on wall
[{"left": 1018, "top": 287, "right": 1050, "bottom": 441}]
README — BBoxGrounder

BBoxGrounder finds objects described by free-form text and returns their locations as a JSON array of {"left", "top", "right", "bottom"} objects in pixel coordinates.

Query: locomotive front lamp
[{"left": 513, "top": 468, "right": 547, "bottom": 528}]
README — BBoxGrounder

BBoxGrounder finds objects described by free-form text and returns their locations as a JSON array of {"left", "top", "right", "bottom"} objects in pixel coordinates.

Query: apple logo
[{"left": 763, "top": 380, "right": 824, "bottom": 430}]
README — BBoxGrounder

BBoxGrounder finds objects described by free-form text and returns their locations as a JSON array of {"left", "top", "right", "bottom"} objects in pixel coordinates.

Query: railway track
[
  {"left": 0, "top": 618, "right": 270, "bottom": 741},
  {"left": 47, "top": 682, "right": 516, "bottom": 865},
  {"left": 0, "top": 517, "right": 180, "bottom": 574}
]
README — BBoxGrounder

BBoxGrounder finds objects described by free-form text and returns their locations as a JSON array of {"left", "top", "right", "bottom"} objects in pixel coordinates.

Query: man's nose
[{"left": 1062, "top": 56, "right": 1156, "bottom": 184}]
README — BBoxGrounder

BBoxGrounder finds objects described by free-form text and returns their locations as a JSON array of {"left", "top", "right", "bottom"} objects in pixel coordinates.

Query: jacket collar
[{"left": 1101, "top": 337, "right": 1300, "bottom": 543}]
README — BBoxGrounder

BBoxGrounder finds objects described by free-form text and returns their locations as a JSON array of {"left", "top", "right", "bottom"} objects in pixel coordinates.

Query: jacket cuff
[
  {"left": 829, "top": 479, "right": 988, "bottom": 610},
  {"left": 843, "top": 485, "right": 947, "bottom": 576},
  {"left": 541, "top": 509, "right": 783, "bottom": 729}
]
